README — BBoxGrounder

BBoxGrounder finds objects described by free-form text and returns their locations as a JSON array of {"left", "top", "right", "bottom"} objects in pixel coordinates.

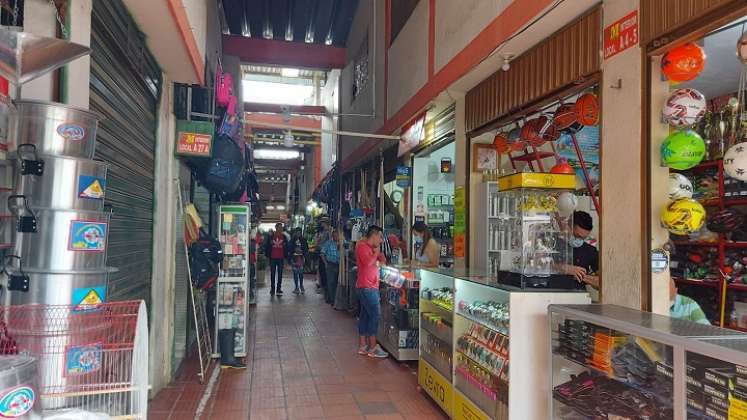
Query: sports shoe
[
  {"left": 357, "top": 345, "right": 369, "bottom": 355},
  {"left": 276, "top": 289, "right": 284, "bottom": 296},
  {"left": 367, "top": 345, "right": 389, "bottom": 359},
  {"left": 293, "top": 288, "right": 300, "bottom": 295},
  {"left": 300, "top": 287, "right": 305, "bottom": 294},
  {"left": 270, "top": 289, "right": 275, "bottom": 296}
]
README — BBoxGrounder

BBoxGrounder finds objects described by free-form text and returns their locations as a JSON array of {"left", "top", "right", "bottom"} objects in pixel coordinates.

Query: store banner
[
  {"left": 397, "top": 112, "right": 426, "bottom": 157},
  {"left": 603, "top": 10, "right": 638, "bottom": 59},
  {"left": 454, "top": 186, "right": 466, "bottom": 258},
  {"left": 175, "top": 120, "right": 214, "bottom": 158},
  {"left": 395, "top": 166, "right": 412, "bottom": 187}
]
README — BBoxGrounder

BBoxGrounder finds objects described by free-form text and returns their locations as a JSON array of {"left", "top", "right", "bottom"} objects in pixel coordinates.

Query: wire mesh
[{"left": 0, "top": 300, "right": 147, "bottom": 418}]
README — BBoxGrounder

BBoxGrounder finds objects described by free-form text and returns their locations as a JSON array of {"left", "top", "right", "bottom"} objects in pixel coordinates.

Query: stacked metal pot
[{"left": 7, "top": 100, "right": 115, "bottom": 306}]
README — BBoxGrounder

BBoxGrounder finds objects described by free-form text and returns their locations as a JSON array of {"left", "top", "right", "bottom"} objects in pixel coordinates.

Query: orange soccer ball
[
  {"left": 574, "top": 93, "right": 599, "bottom": 126},
  {"left": 661, "top": 43, "right": 706, "bottom": 82}
]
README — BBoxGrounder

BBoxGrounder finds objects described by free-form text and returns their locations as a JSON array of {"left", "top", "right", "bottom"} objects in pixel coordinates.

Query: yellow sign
[
  {"left": 81, "top": 289, "right": 102, "bottom": 306},
  {"left": 418, "top": 359, "right": 453, "bottom": 416},
  {"left": 498, "top": 172, "right": 576, "bottom": 191},
  {"left": 730, "top": 397, "right": 747, "bottom": 420},
  {"left": 454, "top": 390, "right": 490, "bottom": 420}
]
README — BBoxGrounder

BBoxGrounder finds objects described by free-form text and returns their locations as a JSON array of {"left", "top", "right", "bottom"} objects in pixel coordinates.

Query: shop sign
[
  {"left": 603, "top": 10, "right": 638, "bottom": 59},
  {"left": 418, "top": 359, "right": 453, "bottom": 416},
  {"left": 64, "top": 342, "right": 103, "bottom": 376},
  {"left": 453, "top": 390, "right": 489, "bottom": 420},
  {"left": 68, "top": 220, "right": 107, "bottom": 252},
  {"left": 454, "top": 186, "right": 466, "bottom": 258},
  {"left": 395, "top": 166, "right": 412, "bottom": 188},
  {"left": 176, "top": 131, "right": 213, "bottom": 157},
  {"left": 397, "top": 113, "right": 426, "bottom": 157}
]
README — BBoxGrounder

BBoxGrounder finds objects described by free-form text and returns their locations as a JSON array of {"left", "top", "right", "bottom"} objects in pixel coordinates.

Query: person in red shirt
[
  {"left": 355, "top": 225, "right": 388, "bottom": 358},
  {"left": 263, "top": 223, "right": 289, "bottom": 296}
]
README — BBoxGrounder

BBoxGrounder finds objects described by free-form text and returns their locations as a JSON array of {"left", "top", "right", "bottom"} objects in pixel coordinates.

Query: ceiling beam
[
  {"left": 223, "top": 35, "right": 346, "bottom": 69},
  {"left": 243, "top": 102, "right": 326, "bottom": 116}
]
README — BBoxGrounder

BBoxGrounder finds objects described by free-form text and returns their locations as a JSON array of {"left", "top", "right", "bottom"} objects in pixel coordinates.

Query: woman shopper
[
  {"left": 355, "top": 225, "right": 388, "bottom": 358},
  {"left": 289, "top": 228, "right": 309, "bottom": 294},
  {"left": 411, "top": 221, "right": 440, "bottom": 268},
  {"left": 320, "top": 229, "right": 341, "bottom": 306}
]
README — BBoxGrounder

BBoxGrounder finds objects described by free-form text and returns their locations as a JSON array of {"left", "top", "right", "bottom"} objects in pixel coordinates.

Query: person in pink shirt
[{"left": 355, "top": 225, "right": 388, "bottom": 358}]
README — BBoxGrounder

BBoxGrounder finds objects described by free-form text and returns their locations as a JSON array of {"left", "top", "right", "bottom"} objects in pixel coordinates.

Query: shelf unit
[
  {"left": 377, "top": 266, "right": 419, "bottom": 361},
  {"left": 417, "top": 268, "right": 589, "bottom": 420},
  {"left": 673, "top": 159, "right": 747, "bottom": 329}
]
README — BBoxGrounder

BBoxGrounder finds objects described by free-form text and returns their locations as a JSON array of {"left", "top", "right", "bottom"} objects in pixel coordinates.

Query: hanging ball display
[
  {"left": 668, "top": 173, "right": 694, "bottom": 200},
  {"left": 553, "top": 103, "right": 584, "bottom": 133},
  {"left": 737, "top": 32, "right": 747, "bottom": 64},
  {"left": 574, "top": 93, "right": 600, "bottom": 126},
  {"left": 521, "top": 118, "right": 546, "bottom": 147},
  {"left": 536, "top": 114, "right": 560, "bottom": 142},
  {"left": 706, "top": 208, "right": 744, "bottom": 233},
  {"left": 557, "top": 192, "right": 578, "bottom": 218},
  {"left": 550, "top": 158, "right": 576, "bottom": 174},
  {"left": 660, "top": 198, "right": 706, "bottom": 235},
  {"left": 724, "top": 143, "right": 747, "bottom": 181},
  {"left": 661, "top": 43, "right": 706, "bottom": 82},
  {"left": 662, "top": 88, "right": 707, "bottom": 128},
  {"left": 493, "top": 133, "right": 509, "bottom": 153},
  {"left": 507, "top": 126, "right": 526, "bottom": 152},
  {"left": 660, "top": 130, "right": 706, "bottom": 170}
]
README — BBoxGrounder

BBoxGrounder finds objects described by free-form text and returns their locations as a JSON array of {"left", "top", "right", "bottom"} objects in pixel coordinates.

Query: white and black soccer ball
[
  {"left": 663, "top": 88, "right": 707, "bottom": 128},
  {"left": 724, "top": 143, "right": 747, "bottom": 181},
  {"left": 668, "top": 173, "right": 693, "bottom": 200}
]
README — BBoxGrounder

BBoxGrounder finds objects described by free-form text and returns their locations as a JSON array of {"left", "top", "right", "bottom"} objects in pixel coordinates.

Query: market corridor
[{"left": 149, "top": 277, "right": 447, "bottom": 420}]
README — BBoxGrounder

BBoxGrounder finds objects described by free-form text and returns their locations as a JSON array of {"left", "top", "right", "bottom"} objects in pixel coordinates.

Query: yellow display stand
[
  {"left": 453, "top": 390, "right": 490, "bottom": 420},
  {"left": 497, "top": 172, "right": 576, "bottom": 191},
  {"left": 418, "top": 358, "right": 454, "bottom": 416}
]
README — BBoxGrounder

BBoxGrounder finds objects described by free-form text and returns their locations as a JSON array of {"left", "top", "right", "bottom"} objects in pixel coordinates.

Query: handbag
[{"left": 215, "top": 61, "right": 233, "bottom": 108}]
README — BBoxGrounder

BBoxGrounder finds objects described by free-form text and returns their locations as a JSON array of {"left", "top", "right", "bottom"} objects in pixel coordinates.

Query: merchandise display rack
[
  {"left": 213, "top": 204, "right": 250, "bottom": 358},
  {"left": 377, "top": 266, "right": 419, "bottom": 361},
  {"left": 417, "top": 268, "right": 589, "bottom": 419},
  {"left": 672, "top": 159, "right": 747, "bottom": 329},
  {"left": 549, "top": 304, "right": 747, "bottom": 419}
]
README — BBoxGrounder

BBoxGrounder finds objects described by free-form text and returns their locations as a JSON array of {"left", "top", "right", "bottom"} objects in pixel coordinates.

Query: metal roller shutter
[{"left": 90, "top": 0, "right": 161, "bottom": 305}]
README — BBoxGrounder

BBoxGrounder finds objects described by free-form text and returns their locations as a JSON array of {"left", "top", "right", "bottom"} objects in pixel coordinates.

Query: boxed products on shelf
[
  {"left": 421, "top": 287, "right": 454, "bottom": 311},
  {"left": 457, "top": 299, "right": 509, "bottom": 335}
]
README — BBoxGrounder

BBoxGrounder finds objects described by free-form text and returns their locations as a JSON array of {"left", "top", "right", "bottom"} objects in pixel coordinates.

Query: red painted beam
[
  {"left": 223, "top": 35, "right": 347, "bottom": 69},
  {"left": 244, "top": 102, "right": 327, "bottom": 115}
]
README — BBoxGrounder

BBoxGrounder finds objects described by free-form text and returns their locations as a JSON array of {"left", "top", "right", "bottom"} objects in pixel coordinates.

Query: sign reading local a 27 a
[
  {"left": 604, "top": 10, "right": 638, "bottom": 59},
  {"left": 176, "top": 131, "right": 213, "bottom": 157}
]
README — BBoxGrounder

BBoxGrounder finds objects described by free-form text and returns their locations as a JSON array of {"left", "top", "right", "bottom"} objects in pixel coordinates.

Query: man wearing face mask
[{"left": 565, "top": 211, "right": 599, "bottom": 290}]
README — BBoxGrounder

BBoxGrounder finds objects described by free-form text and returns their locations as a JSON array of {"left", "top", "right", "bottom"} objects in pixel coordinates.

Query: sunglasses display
[{"left": 457, "top": 299, "right": 510, "bottom": 335}]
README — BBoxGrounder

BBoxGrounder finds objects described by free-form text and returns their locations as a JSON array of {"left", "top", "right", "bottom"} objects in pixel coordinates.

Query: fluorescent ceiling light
[
  {"left": 281, "top": 68, "right": 300, "bottom": 78},
  {"left": 253, "top": 149, "right": 300, "bottom": 160},
  {"left": 276, "top": 205, "right": 286, "bottom": 211},
  {"left": 266, "top": 205, "right": 275, "bottom": 210}
]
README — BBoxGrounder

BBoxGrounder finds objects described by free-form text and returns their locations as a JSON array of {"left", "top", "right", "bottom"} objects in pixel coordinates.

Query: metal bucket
[
  {"left": 0, "top": 356, "right": 42, "bottom": 419},
  {"left": 10, "top": 100, "right": 98, "bottom": 159},
  {"left": 14, "top": 209, "right": 110, "bottom": 272},
  {"left": 14, "top": 156, "right": 107, "bottom": 211}
]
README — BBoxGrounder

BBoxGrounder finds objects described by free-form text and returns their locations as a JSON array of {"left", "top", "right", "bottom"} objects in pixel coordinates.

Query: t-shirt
[
  {"left": 320, "top": 239, "right": 340, "bottom": 264},
  {"left": 572, "top": 242, "right": 599, "bottom": 273},
  {"left": 355, "top": 240, "right": 386, "bottom": 289},
  {"left": 670, "top": 294, "right": 710, "bottom": 325},
  {"left": 270, "top": 233, "right": 286, "bottom": 259}
]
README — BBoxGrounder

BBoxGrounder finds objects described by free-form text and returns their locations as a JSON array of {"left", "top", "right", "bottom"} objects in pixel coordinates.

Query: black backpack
[
  {"left": 200, "top": 134, "right": 245, "bottom": 194},
  {"left": 189, "top": 230, "right": 224, "bottom": 290}
]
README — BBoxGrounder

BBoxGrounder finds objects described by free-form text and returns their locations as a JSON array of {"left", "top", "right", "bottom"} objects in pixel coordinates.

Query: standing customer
[
  {"left": 355, "top": 225, "right": 388, "bottom": 358},
  {"left": 264, "top": 223, "right": 289, "bottom": 296},
  {"left": 411, "top": 222, "right": 440, "bottom": 268},
  {"left": 289, "top": 228, "right": 309, "bottom": 294},
  {"left": 320, "top": 229, "right": 340, "bottom": 306},
  {"left": 315, "top": 218, "right": 331, "bottom": 296}
]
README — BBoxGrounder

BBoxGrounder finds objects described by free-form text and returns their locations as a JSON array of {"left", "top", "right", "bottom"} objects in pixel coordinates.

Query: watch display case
[
  {"left": 377, "top": 266, "right": 419, "bottom": 361},
  {"left": 213, "top": 204, "right": 250, "bottom": 358},
  {"left": 417, "top": 267, "right": 589, "bottom": 420},
  {"left": 549, "top": 304, "right": 747, "bottom": 420},
  {"left": 489, "top": 173, "right": 577, "bottom": 289}
]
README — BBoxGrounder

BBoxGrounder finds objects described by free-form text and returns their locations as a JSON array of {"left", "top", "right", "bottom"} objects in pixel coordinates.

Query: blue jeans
[
  {"left": 357, "top": 288, "right": 380, "bottom": 337},
  {"left": 292, "top": 264, "right": 304, "bottom": 290}
]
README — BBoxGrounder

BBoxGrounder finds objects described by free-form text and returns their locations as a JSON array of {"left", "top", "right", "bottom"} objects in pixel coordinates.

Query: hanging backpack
[
  {"left": 189, "top": 230, "right": 223, "bottom": 290},
  {"left": 215, "top": 62, "right": 233, "bottom": 108},
  {"left": 200, "top": 134, "right": 245, "bottom": 194}
]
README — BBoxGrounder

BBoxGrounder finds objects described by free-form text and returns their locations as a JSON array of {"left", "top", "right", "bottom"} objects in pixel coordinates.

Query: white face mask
[{"left": 413, "top": 235, "right": 423, "bottom": 245}]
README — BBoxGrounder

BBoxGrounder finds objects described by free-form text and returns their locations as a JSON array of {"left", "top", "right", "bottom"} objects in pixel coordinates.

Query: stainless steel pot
[
  {"left": 14, "top": 156, "right": 107, "bottom": 211},
  {"left": 0, "top": 356, "right": 42, "bottom": 419},
  {"left": 10, "top": 100, "right": 98, "bottom": 159},
  {"left": 9, "top": 269, "right": 112, "bottom": 306},
  {"left": 14, "top": 209, "right": 110, "bottom": 271}
]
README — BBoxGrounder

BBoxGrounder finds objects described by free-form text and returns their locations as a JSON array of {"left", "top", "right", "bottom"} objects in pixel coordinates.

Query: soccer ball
[
  {"left": 663, "top": 88, "right": 706, "bottom": 128},
  {"left": 724, "top": 143, "right": 747, "bottom": 182},
  {"left": 668, "top": 173, "right": 693, "bottom": 200},
  {"left": 660, "top": 130, "right": 706, "bottom": 170},
  {"left": 661, "top": 198, "right": 706, "bottom": 235},
  {"left": 557, "top": 192, "right": 578, "bottom": 218}
]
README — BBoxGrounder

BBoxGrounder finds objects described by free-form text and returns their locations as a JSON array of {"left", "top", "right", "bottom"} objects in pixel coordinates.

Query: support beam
[
  {"left": 223, "top": 35, "right": 346, "bottom": 69},
  {"left": 244, "top": 102, "right": 326, "bottom": 115}
]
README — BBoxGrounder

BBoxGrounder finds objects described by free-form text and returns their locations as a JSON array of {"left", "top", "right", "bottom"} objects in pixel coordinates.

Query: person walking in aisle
[
  {"left": 264, "top": 223, "right": 289, "bottom": 296},
  {"left": 355, "top": 225, "right": 388, "bottom": 358},
  {"left": 289, "top": 227, "right": 309, "bottom": 294},
  {"left": 320, "top": 229, "right": 340, "bottom": 307},
  {"left": 315, "top": 218, "right": 331, "bottom": 296}
]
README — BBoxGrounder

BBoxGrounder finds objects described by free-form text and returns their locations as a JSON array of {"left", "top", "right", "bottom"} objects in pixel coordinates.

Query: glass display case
[
  {"left": 417, "top": 267, "right": 589, "bottom": 420},
  {"left": 490, "top": 173, "right": 576, "bottom": 289},
  {"left": 377, "top": 266, "right": 419, "bottom": 361},
  {"left": 213, "top": 204, "right": 250, "bottom": 358},
  {"left": 549, "top": 304, "right": 747, "bottom": 420}
]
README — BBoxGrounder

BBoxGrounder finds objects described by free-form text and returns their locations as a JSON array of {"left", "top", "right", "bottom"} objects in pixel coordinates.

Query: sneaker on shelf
[
  {"left": 293, "top": 288, "right": 300, "bottom": 295},
  {"left": 367, "top": 345, "right": 389, "bottom": 359},
  {"left": 276, "top": 290, "right": 284, "bottom": 296},
  {"left": 357, "top": 346, "right": 369, "bottom": 355}
]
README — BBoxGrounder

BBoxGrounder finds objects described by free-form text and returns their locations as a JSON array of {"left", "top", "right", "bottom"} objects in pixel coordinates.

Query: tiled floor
[{"left": 149, "top": 274, "right": 448, "bottom": 420}]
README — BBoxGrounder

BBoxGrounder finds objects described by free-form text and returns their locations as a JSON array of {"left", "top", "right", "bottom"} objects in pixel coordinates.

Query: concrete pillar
[
  {"left": 64, "top": 0, "right": 92, "bottom": 108},
  {"left": 600, "top": 0, "right": 645, "bottom": 309}
]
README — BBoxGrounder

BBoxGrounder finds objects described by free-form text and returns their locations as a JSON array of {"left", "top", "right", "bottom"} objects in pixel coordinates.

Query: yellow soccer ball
[{"left": 660, "top": 198, "right": 706, "bottom": 235}]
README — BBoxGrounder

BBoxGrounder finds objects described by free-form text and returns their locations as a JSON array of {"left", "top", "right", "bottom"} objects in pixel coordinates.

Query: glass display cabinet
[
  {"left": 213, "top": 204, "right": 250, "bottom": 358},
  {"left": 377, "top": 265, "right": 419, "bottom": 361},
  {"left": 549, "top": 304, "right": 747, "bottom": 420},
  {"left": 490, "top": 173, "right": 577, "bottom": 289}
]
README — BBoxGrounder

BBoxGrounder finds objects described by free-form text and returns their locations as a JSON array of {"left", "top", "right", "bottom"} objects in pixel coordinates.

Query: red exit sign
[{"left": 604, "top": 10, "right": 638, "bottom": 59}]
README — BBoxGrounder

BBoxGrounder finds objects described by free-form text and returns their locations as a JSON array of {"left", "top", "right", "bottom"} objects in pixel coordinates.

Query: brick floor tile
[
  {"left": 286, "top": 404, "right": 325, "bottom": 420},
  {"left": 319, "top": 393, "right": 357, "bottom": 405},
  {"left": 323, "top": 403, "right": 362, "bottom": 417},
  {"left": 357, "top": 402, "right": 398, "bottom": 416},
  {"left": 249, "top": 407, "right": 289, "bottom": 420}
]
